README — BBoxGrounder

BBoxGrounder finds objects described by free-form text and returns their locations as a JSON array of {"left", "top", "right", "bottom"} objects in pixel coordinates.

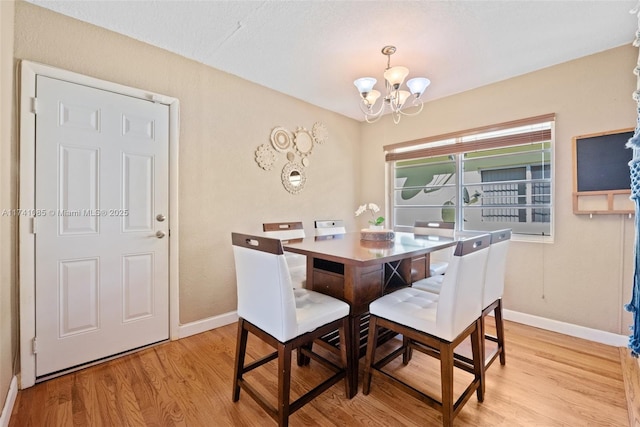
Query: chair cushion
[
  {"left": 412, "top": 275, "right": 444, "bottom": 295},
  {"left": 369, "top": 288, "right": 442, "bottom": 337},
  {"left": 293, "top": 289, "right": 349, "bottom": 337},
  {"left": 429, "top": 261, "right": 449, "bottom": 276}
]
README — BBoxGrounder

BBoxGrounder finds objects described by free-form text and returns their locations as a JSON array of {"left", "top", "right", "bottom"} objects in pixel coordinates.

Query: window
[{"left": 386, "top": 114, "right": 554, "bottom": 237}]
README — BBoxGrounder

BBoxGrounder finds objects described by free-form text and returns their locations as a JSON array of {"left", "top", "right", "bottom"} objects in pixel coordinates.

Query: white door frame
[{"left": 18, "top": 60, "right": 180, "bottom": 389}]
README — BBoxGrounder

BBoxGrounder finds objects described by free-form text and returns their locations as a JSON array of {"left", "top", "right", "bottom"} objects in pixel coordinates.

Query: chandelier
[{"left": 353, "top": 45, "right": 430, "bottom": 124}]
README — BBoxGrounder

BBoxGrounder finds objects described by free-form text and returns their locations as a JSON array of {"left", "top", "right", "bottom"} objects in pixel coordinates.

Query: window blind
[{"left": 384, "top": 113, "right": 555, "bottom": 162}]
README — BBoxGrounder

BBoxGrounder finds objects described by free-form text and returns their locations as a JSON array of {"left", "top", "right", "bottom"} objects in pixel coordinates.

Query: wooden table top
[{"left": 282, "top": 231, "right": 457, "bottom": 267}]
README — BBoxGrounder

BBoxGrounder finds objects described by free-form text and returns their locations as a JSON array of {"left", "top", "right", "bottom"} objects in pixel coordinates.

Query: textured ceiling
[{"left": 26, "top": 0, "right": 638, "bottom": 121}]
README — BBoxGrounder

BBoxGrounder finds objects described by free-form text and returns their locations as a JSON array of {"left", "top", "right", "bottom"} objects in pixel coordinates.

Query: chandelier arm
[
  {"left": 398, "top": 99, "right": 425, "bottom": 117},
  {"left": 392, "top": 110, "right": 402, "bottom": 125},
  {"left": 364, "top": 114, "right": 382, "bottom": 123},
  {"left": 359, "top": 99, "right": 386, "bottom": 117},
  {"left": 389, "top": 91, "right": 400, "bottom": 112}
]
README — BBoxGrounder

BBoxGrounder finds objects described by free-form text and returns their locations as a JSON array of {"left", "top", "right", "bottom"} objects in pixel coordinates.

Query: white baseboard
[
  {"left": 503, "top": 309, "right": 628, "bottom": 347},
  {"left": 174, "top": 308, "right": 628, "bottom": 348},
  {"left": 177, "top": 311, "right": 238, "bottom": 339},
  {"left": 0, "top": 376, "right": 17, "bottom": 427}
]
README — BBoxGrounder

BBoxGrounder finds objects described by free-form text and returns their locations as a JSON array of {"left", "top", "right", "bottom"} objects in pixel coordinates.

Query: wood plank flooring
[
  {"left": 10, "top": 320, "right": 630, "bottom": 426},
  {"left": 621, "top": 347, "right": 640, "bottom": 427}
]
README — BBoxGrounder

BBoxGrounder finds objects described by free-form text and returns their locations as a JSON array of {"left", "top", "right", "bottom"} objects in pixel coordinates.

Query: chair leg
[
  {"left": 472, "top": 319, "right": 485, "bottom": 402},
  {"left": 402, "top": 335, "right": 412, "bottom": 365},
  {"left": 277, "top": 342, "right": 293, "bottom": 427},
  {"left": 440, "top": 343, "right": 454, "bottom": 427},
  {"left": 494, "top": 299, "right": 506, "bottom": 365},
  {"left": 232, "top": 318, "right": 249, "bottom": 402},
  {"left": 297, "top": 343, "right": 312, "bottom": 366},
  {"left": 362, "top": 315, "right": 380, "bottom": 395},
  {"left": 478, "top": 311, "right": 487, "bottom": 399}
]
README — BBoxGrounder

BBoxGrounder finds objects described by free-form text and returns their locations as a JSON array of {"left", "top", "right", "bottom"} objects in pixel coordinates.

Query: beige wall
[
  {"left": 4, "top": 2, "right": 638, "bottom": 402},
  {"left": 361, "top": 44, "right": 637, "bottom": 334},
  {"left": 0, "top": 0, "right": 16, "bottom": 407},
  {"left": 13, "top": 1, "right": 361, "bottom": 325}
]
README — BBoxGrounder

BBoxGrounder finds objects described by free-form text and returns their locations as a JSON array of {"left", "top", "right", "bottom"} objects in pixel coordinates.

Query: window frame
[{"left": 385, "top": 114, "right": 555, "bottom": 243}]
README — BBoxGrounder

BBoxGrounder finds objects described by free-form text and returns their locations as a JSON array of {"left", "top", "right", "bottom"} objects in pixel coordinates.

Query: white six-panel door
[{"left": 34, "top": 76, "right": 169, "bottom": 376}]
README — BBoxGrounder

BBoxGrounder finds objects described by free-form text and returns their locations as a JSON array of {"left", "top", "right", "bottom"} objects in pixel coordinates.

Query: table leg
[{"left": 346, "top": 313, "right": 360, "bottom": 398}]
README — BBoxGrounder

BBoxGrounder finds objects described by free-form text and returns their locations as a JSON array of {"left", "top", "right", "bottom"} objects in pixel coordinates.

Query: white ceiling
[{"left": 26, "top": 0, "right": 639, "bottom": 121}]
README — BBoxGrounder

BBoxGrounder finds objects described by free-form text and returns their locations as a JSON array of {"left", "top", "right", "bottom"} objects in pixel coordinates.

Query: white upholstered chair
[
  {"left": 231, "top": 233, "right": 353, "bottom": 427},
  {"left": 314, "top": 219, "right": 346, "bottom": 236},
  {"left": 413, "top": 220, "right": 455, "bottom": 275},
  {"left": 481, "top": 229, "right": 511, "bottom": 373},
  {"left": 263, "top": 221, "right": 307, "bottom": 288},
  {"left": 411, "top": 272, "right": 446, "bottom": 294},
  {"left": 412, "top": 228, "right": 511, "bottom": 376},
  {"left": 363, "top": 234, "right": 491, "bottom": 427}
]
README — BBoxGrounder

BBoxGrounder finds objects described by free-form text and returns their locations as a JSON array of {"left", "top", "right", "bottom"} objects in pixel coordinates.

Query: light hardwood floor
[{"left": 10, "top": 320, "right": 630, "bottom": 426}]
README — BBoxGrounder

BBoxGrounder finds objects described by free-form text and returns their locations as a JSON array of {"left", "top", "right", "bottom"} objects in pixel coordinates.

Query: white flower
[{"left": 355, "top": 202, "right": 385, "bottom": 226}]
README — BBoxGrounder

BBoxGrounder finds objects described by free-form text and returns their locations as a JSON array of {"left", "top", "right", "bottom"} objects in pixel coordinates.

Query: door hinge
[
  {"left": 32, "top": 337, "right": 38, "bottom": 355},
  {"left": 32, "top": 97, "right": 38, "bottom": 114},
  {"left": 32, "top": 217, "right": 37, "bottom": 234}
]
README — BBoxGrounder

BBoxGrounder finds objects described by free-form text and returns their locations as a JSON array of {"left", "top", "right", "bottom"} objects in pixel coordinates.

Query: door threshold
[{"left": 35, "top": 339, "right": 168, "bottom": 383}]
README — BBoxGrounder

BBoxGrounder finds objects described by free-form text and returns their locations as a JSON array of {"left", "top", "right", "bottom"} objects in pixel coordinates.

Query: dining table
[{"left": 282, "top": 230, "right": 459, "bottom": 398}]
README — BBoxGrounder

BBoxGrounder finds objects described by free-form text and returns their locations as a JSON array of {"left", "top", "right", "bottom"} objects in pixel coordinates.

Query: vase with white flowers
[{"left": 355, "top": 203, "right": 385, "bottom": 230}]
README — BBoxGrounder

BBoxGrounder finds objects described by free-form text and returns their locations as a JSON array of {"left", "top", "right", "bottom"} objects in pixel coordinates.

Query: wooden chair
[
  {"left": 314, "top": 219, "right": 346, "bottom": 236},
  {"left": 263, "top": 221, "right": 307, "bottom": 288},
  {"left": 481, "top": 229, "right": 511, "bottom": 374},
  {"left": 363, "top": 234, "right": 491, "bottom": 427},
  {"left": 231, "top": 233, "right": 353, "bottom": 427},
  {"left": 411, "top": 228, "right": 511, "bottom": 378},
  {"left": 411, "top": 221, "right": 455, "bottom": 291}
]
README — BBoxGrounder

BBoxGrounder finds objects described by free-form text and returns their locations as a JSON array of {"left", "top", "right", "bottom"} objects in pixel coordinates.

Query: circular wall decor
[
  {"left": 294, "top": 128, "right": 313, "bottom": 156},
  {"left": 270, "top": 126, "right": 292, "bottom": 152},
  {"left": 312, "top": 122, "right": 328, "bottom": 144},
  {"left": 281, "top": 162, "right": 306, "bottom": 194},
  {"left": 255, "top": 143, "right": 277, "bottom": 170}
]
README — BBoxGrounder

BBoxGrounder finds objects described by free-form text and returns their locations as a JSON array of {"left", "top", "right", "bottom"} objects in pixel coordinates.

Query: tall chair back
[
  {"left": 481, "top": 228, "right": 511, "bottom": 374},
  {"left": 413, "top": 220, "right": 455, "bottom": 278},
  {"left": 483, "top": 229, "right": 511, "bottom": 308},
  {"left": 314, "top": 219, "right": 346, "bottom": 236},
  {"left": 263, "top": 221, "right": 306, "bottom": 241},
  {"left": 263, "top": 221, "right": 306, "bottom": 288},
  {"left": 413, "top": 220, "right": 455, "bottom": 237},
  {"left": 232, "top": 233, "right": 296, "bottom": 342},
  {"left": 436, "top": 235, "right": 491, "bottom": 341}
]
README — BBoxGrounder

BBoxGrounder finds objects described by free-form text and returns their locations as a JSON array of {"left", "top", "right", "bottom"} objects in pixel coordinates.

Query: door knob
[
  {"left": 156, "top": 230, "right": 166, "bottom": 238},
  {"left": 156, "top": 214, "right": 166, "bottom": 222}
]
